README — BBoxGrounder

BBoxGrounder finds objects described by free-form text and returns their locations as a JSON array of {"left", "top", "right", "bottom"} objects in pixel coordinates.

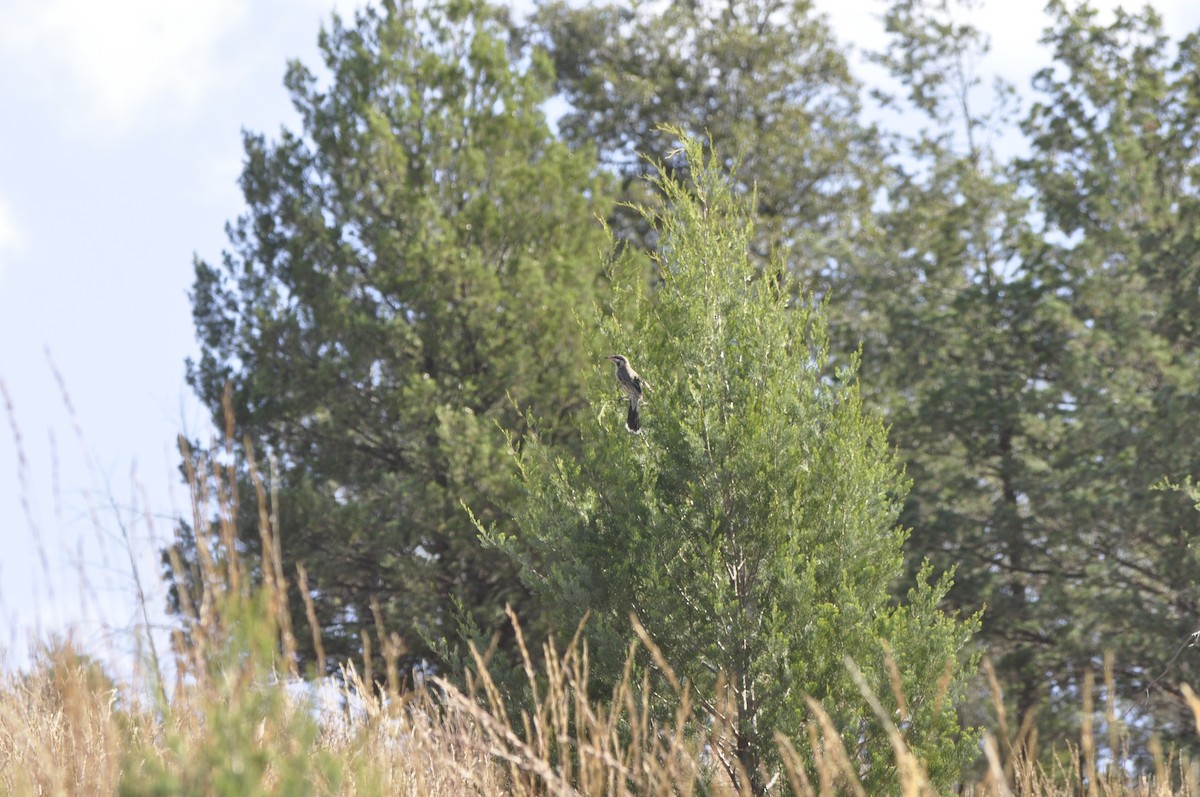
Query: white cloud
[
  {"left": 200, "top": 144, "right": 248, "bottom": 209},
  {"left": 0, "top": 196, "right": 26, "bottom": 278},
  {"left": 0, "top": 0, "right": 247, "bottom": 135},
  {"left": 305, "top": 0, "right": 365, "bottom": 16}
]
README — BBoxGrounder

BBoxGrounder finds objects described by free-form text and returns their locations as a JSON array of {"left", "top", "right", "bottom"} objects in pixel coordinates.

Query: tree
[
  {"left": 488, "top": 136, "right": 979, "bottom": 795},
  {"left": 1019, "top": 0, "right": 1200, "bottom": 748},
  {"left": 185, "top": 0, "right": 614, "bottom": 675},
  {"left": 866, "top": 0, "right": 1200, "bottom": 754},
  {"left": 853, "top": 0, "right": 1081, "bottom": 737},
  {"left": 532, "top": 0, "right": 882, "bottom": 298}
]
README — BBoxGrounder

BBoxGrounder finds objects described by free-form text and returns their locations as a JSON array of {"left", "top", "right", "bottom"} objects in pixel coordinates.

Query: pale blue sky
[
  {"left": 1, "top": 0, "right": 1197, "bottom": 674},
  {"left": 0, "top": 0, "right": 359, "bottom": 671}
]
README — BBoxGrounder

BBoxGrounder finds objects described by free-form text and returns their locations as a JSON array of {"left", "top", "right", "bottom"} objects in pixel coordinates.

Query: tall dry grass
[{"left": 1, "top": 412, "right": 1199, "bottom": 795}]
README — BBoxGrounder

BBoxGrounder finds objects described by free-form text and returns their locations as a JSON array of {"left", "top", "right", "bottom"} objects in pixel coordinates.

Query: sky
[{"left": 1, "top": 0, "right": 1199, "bottom": 676}]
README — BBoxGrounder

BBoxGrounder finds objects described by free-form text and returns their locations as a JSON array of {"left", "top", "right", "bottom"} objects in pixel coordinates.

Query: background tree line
[{"left": 182, "top": 0, "right": 1200, "bottom": 774}]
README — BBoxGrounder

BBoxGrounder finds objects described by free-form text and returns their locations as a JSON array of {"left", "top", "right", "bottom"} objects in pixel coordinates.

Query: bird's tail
[{"left": 626, "top": 402, "right": 640, "bottom": 434}]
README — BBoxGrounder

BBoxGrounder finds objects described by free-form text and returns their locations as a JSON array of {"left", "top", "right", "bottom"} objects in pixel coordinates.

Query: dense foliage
[
  {"left": 187, "top": 0, "right": 612, "bottom": 672},
  {"left": 534, "top": 0, "right": 881, "bottom": 284},
  {"left": 488, "top": 137, "right": 979, "bottom": 794},
  {"left": 1019, "top": 0, "right": 1200, "bottom": 745},
  {"left": 184, "top": 0, "right": 1200, "bottom": 774}
]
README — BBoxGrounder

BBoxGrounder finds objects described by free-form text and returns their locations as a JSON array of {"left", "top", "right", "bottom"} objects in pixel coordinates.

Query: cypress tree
[{"left": 489, "top": 136, "right": 980, "bottom": 794}]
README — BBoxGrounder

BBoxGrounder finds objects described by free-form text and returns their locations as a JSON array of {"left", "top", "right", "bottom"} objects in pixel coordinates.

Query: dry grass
[{"left": 2, "top": 419, "right": 1199, "bottom": 795}]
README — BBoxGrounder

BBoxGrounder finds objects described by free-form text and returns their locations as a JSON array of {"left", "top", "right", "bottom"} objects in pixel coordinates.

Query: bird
[{"left": 606, "top": 354, "right": 648, "bottom": 433}]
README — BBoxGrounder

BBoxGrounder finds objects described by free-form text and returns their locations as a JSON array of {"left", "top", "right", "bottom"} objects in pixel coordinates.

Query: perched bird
[{"left": 606, "top": 354, "right": 648, "bottom": 433}]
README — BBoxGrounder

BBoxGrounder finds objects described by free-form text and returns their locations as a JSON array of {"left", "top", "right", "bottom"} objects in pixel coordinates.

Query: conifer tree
[
  {"left": 185, "top": 0, "right": 613, "bottom": 674},
  {"left": 489, "top": 136, "right": 979, "bottom": 795},
  {"left": 1020, "top": 0, "right": 1200, "bottom": 747},
  {"left": 856, "top": 0, "right": 1078, "bottom": 735},
  {"left": 532, "top": 0, "right": 882, "bottom": 294},
  {"left": 863, "top": 0, "right": 1200, "bottom": 750}
]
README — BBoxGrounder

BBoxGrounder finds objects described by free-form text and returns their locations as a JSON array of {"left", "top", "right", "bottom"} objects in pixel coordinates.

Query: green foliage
[
  {"left": 534, "top": 0, "right": 882, "bottom": 292},
  {"left": 489, "top": 135, "right": 979, "bottom": 794},
  {"left": 854, "top": 0, "right": 1078, "bottom": 733},
  {"left": 1018, "top": 0, "right": 1200, "bottom": 748},
  {"left": 856, "top": 0, "right": 1200, "bottom": 755},
  {"left": 177, "top": 0, "right": 1200, "bottom": 767},
  {"left": 186, "top": 0, "right": 613, "bottom": 676}
]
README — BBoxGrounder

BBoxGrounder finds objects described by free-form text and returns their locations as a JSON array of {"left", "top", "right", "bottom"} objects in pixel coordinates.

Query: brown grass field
[{"left": 3, "top": 429, "right": 1199, "bottom": 796}]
